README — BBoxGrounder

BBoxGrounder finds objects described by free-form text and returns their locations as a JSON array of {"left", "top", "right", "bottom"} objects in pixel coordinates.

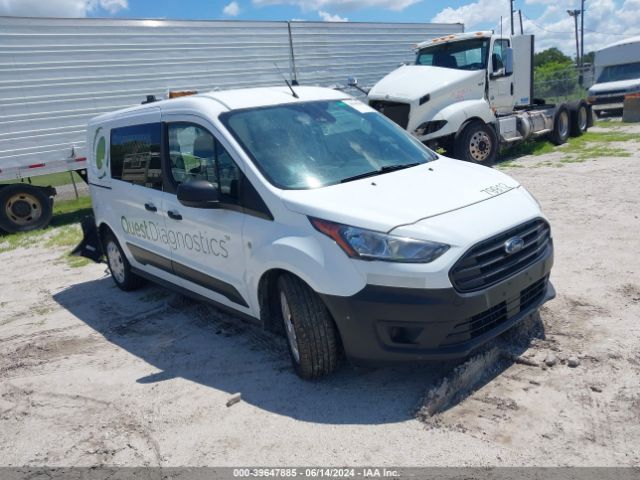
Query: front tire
[
  {"left": 103, "top": 231, "right": 144, "bottom": 291},
  {"left": 277, "top": 274, "right": 340, "bottom": 379},
  {"left": 453, "top": 121, "right": 498, "bottom": 164}
]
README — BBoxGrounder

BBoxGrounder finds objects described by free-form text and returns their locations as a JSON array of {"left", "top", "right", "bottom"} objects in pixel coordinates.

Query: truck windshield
[
  {"left": 416, "top": 38, "right": 490, "bottom": 71},
  {"left": 220, "top": 100, "right": 436, "bottom": 190},
  {"left": 596, "top": 61, "right": 640, "bottom": 83}
]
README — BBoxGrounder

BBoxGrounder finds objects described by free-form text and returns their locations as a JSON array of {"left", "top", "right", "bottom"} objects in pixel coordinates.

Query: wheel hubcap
[
  {"left": 106, "top": 241, "right": 126, "bottom": 284},
  {"left": 559, "top": 112, "right": 569, "bottom": 138},
  {"left": 469, "top": 131, "right": 492, "bottom": 162},
  {"left": 280, "top": 291, "right": 300, "bottom": 363},
  {"left": 5, "top": 193, "right": 42, "bottom": 226},
  {"left": 578, "top": 107, "right": 587, "bottom": 131}
]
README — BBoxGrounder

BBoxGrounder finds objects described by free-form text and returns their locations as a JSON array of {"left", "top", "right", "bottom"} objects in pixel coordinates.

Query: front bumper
[{"left": 321, "top": 244, "right": 554, "bottom": 366}]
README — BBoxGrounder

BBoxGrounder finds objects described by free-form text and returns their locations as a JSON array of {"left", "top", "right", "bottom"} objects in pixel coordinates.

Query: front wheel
[
  {"left": 453, "top": 121, "right": 498, "bottom": 164},
  {"left": 103, "top": 231, "right": 144, "bottom": 291},
  {"left": 277, "top": 274, "right": 340, "bottom": 379}
]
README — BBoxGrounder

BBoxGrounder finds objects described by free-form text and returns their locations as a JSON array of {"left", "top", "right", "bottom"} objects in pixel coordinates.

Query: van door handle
[
  {"left": 510, "top": 83, "right": 514, "bottom": 95},
  {"left": 167, "top": 210, "right": 182, "bottom": 221},
  {"left": 144, "top": 203, "right": 157, "bottom": 212}
]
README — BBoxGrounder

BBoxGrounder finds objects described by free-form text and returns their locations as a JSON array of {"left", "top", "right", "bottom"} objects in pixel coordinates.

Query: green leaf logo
[{"left": 96, "top": 136, "right": 106, "bottom": 170}]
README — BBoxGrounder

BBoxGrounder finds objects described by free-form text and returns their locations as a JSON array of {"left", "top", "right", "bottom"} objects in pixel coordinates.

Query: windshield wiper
[{"left": 340, "top": 162, "right": 421, "bottom": 183}]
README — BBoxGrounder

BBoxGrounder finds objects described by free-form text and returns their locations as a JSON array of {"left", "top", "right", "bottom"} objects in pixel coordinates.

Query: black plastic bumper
[{"left": 321, "top": 245, "right": 554, "bottom": 366}]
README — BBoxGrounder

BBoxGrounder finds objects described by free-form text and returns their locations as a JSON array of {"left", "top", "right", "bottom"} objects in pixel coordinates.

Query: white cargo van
[{"left": 76, "top": 86, "right": 555, "bottom": 379}]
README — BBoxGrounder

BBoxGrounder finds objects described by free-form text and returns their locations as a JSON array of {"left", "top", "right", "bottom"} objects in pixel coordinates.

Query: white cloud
[
  {"left": 0, "top": 0, "right": 128, "bottom": 17},
  {"left": 252, "top": 0, "right": 420, "bottom": 12},
  {"left": 223, "top": 1, "right": 241, "bottom": 16},
  {"left": 318, "top": 10, "right": 347, "bottom": 21},
  {"left": 431, "top": 0, "right": 640, "bottom": 55}
]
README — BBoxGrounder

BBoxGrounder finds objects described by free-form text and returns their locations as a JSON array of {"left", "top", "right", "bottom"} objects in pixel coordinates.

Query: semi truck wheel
[
  {"left": 454, "top": 121, "right": 498, "bottom": 164},
  {"left": 569, "top": 101, "right": 589, "bottom": 137},
  {"left": 103, "top": 231, "right": 144, "bottom": 291},
  {"left": 550, "top": 105, "right": 570, "bottom": 145},
  {"left": 277, "top": 273, "right": 340, "bottom": 379},
  {"left": 0, "top": 184, "right": 53, "bottom": 233}
]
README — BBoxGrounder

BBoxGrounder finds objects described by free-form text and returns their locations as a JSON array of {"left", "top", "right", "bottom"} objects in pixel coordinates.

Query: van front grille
[
  {"left": 444, "top": 276, "right": 548, "bottom": 346},
  {"left": 450, "top": 219, "right": 551, "bottom": 293}
]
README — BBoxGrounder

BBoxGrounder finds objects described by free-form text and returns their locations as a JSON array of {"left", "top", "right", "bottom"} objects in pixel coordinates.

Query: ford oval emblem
[{"left": 504, "top": 237, "right": 525, "bottom": 255}]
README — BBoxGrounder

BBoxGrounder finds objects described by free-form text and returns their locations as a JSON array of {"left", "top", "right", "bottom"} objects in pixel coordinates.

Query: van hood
[
  {"left": 280, "top": 157, "right": 521, "bottom": 233},
  {"left": 368, "top": 65, "right": 484, "bottom": 102}
]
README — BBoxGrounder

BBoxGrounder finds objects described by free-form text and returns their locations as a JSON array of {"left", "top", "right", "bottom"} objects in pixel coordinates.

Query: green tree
[{"left": 534, "top": 47, "right": 572, "bottom": 67}]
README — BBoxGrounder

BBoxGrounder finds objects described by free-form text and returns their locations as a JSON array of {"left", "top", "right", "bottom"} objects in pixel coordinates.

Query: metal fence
[
  {"left": 533, "top": 64, "right": 594, "bottom": 102},
  {"left": 0, "top": 17, "right": 463, "bottom": 170}
]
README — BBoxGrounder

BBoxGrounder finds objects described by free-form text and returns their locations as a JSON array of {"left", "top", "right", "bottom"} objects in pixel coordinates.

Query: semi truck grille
[
  {"left": 444, "top": 276, "right": 548, "bottom": 346},
  {"left": 368, "top": 100, "right": 410, "bottom": 129},
  {"left": 450, "top": 218, "right": 551, "bottom": 293}
]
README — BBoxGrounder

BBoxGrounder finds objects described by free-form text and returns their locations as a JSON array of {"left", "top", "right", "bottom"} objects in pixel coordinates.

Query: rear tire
[
  {"left": 550, "top": 105, "right": 570, "bottom": 145},
  {"left": 453, "top": 121, "right": 498, "bottom": 164},
  {"left": 277, "top": 274, "right": 340, "bottom": 379},
  {"left": 569, "top": 101, "right": 589, "bottom": 137},
  {"left": 0, "top": 184, "right": 53, "bottom": 233},
  {"left": 103, "top": 231, "right": 144, "bottom": 291}
]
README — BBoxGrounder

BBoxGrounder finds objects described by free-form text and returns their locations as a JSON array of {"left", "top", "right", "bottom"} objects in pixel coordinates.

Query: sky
[{"left": 0, "top": 0, "right": 639, "bottom": 55}]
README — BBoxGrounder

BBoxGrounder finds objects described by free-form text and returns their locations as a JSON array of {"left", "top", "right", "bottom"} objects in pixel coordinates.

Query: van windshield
[
  {"left": 416, "top": 38, "right": 490, "bottom": 71},
  {"left": 220, "top": 100, "right": 437, "bottom": 190},
  {"left": 597, "top": 61, "right": 640, "bottom": 83}
]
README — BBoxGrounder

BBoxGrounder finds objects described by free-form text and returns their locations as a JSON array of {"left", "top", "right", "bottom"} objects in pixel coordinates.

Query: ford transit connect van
[{"left": 78, "top": 86, "right": 554, "bottom": 379}]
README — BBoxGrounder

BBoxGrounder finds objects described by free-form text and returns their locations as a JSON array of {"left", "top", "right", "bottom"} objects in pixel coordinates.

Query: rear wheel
[
  {"left": 277, "top": 274, "right": 340, "bottom": 379},
  {"left": 550, "top": 105, "right": 570, "bottom": 145},
  {"left": 454, "top": 121, "right": 498, "bottom": 164},
  {"left": 569, "top": 101, "right": 589, "bottom": 137},
  {"left": 103, "top": 231, "right": 144, "bottom": 291},
  {"left": 0, "top": 184, "right": 53, "bottom": 233}
]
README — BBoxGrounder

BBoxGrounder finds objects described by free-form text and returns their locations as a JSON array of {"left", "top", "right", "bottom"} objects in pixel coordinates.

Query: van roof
[{"left": 89, "top": 86, "right": 350, "bottom": 124}]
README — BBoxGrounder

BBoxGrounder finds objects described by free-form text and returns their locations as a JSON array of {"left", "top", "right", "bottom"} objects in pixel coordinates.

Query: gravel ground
[{"left": 0, "top": 123, "right": 639, "bottom": 467}]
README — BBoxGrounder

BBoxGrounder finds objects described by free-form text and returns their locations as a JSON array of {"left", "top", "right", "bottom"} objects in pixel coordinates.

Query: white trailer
[
  {"left": 0, "top": 16, "right": 463, "bottom": 233},
  {"left": 588, "top": 35, "right": 640, "bottom": 115},
  {"left": 361, "top": 32, "right": 592, "bottom": 163}
]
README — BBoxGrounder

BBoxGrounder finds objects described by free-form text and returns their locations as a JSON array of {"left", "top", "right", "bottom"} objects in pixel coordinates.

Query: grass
[
  {"left": 0, "top": 171, "right": 84, "bottom": 188},
  {"left": 498, "top": 125, "right": 637, "bottom": 168},
  {"left": 0, "top": 196, "right": 93, "bottom": 266}
]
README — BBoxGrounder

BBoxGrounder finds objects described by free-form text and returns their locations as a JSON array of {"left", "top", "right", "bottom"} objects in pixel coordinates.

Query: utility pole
[
  {"left": 518, "top": 9, "right": 523, "bottom": 34},
  {"left": 567, "top": 9, "right": 581, "bottom": 66},
  {"left": 580, "top": 0, "right": 585, "bottom": 66},
  {"left": 510, "top": 0, "right": 515, "bottom": 35}
]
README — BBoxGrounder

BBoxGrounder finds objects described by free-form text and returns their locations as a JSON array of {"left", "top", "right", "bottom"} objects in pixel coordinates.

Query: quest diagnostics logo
[
  {"left": 121, "top": 216, "right": 229, "bottom": 258},
  {"left": 93, "top": 127, "right": 108, "bottom": 180}
]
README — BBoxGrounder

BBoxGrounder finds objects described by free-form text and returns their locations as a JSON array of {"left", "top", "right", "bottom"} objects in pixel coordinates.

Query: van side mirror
[
  {"left": 177, "top": 180, "right": 220, "bottom": 209},
  {"left": 504, "top": 47, "right": 514, "bottom": 75},
  {"left": 347, "top": 76, "right": 358, "bottom": 87}
]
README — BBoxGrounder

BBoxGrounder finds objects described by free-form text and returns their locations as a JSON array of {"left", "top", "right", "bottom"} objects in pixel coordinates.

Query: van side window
[
  {"left": 110, "top": 123, "right": 162, "bottom": 190},
  {"left": 167, "top": 123, "right": 241, "bottom": 203}
]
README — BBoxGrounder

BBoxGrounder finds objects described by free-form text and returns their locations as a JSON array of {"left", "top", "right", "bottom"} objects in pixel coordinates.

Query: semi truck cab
[{"left": 366, "top": 32, "right": 590, "bottom": 163}]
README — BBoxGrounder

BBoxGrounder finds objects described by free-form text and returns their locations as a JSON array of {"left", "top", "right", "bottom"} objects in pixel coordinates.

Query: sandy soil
[{"left": 0, "top": 124, "right": 639, "bottom": 467}]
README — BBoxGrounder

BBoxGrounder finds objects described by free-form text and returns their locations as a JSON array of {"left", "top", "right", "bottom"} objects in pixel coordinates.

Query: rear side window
[{"left": 110, "top": 123, "right": 162, "bottom": 190}]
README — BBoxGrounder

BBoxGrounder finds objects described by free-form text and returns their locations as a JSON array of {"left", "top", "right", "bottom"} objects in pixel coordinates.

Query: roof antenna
[{"left": 273, "top": 62, "right": 299, "bottom": 99}]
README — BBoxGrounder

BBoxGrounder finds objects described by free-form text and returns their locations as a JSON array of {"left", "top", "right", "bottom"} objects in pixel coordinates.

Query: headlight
[{"left": 309, "top": 217, "right": 449, "bottom": 263}]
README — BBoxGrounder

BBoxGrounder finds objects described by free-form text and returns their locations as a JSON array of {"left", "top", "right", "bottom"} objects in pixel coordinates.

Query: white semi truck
[{"left": 362, "top": 32, "right": 592, "bottom": 163}]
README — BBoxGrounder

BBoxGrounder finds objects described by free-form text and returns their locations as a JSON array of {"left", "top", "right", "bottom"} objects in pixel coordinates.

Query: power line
[{"left": 521, "top": 12, "right": 638, "bottom": 37}]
